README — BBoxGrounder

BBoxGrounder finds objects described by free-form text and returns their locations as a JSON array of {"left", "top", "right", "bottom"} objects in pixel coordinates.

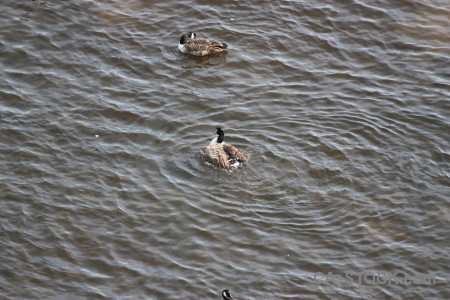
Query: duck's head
[
  {"left": 222, "top": 289, "right": 233, "bottom": 300},
  {"left": 215, "top": 127, "right": 224, "bottom": 143},
  {"left": 179, "top": 32, "right": 196, "bottom": 44}
]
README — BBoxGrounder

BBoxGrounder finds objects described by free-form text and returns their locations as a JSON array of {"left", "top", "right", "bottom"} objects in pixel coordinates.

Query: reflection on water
[{"left": 1, "top": 0, "right": 449, "bottom": 299}]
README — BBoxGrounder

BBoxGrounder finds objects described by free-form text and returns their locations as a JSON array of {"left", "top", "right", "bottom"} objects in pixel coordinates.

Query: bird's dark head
[
  {"left": 215, "top": 127, "right": 224, "bottom": 143},
  {"left": 222, "top": 289, "right": 233, "bottom": 300},
  {"left": 179, "top": 32, "right": 196, "bottom": 44}
]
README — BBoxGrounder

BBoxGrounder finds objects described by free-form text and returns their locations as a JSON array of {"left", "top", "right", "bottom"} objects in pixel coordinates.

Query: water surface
[{"left": 1, "top": 0, "right": 449, "bottom": 299}]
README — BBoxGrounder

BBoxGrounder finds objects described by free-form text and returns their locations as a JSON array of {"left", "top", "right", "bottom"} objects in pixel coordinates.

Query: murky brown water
[{"left": 1, "top": 0, "right": 449, "bottom": 299}]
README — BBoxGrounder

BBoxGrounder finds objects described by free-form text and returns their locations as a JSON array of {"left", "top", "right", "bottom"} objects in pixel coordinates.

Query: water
[{"left": 1, "top": 0, "right": 449, "bottom": 299}]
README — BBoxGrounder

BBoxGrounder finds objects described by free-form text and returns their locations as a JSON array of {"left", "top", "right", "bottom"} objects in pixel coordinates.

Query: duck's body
[
  {"left": 204, "top": 143, "right": 247, "bottom": 168},
  {"left": 178, "top": 32, "right": 228, "bottom": 56},
  {"left": 203, "top": 128, "right": 247, "bottom": 169}
]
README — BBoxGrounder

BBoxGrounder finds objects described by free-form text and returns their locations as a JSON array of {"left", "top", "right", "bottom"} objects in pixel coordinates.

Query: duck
[
  {"left": 178, "top": 32, "right": 228, "bottom": 56},
  {"left": 222, "top": 289, "right": 236, "bottom": 300},
  {"left": 203, "top": 127, "right": 248, "bottom": 169}
]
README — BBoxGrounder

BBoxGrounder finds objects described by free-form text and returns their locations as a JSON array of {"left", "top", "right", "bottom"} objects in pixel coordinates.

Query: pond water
[{"left": 1, "top": 0, "right": 449, "bottom": 299}]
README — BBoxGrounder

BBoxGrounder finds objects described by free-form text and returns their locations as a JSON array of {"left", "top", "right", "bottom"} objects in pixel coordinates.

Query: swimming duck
[
  {"left": 178, "top": 32, "right": 228, "bottom": 56},
  {"left": 203, "top": 128, "right": 248, "bottom": 169},
  {"left": 222, "top": 289, "right": 235, "bottom": 300}
]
